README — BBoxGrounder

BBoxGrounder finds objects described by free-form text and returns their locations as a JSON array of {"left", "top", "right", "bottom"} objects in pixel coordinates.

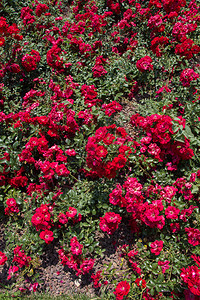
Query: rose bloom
[
  {"left": 6, "top": 198, "right": 17, "bottom": 207},
  {"left": 70, "top": 236, "right": 83, "bottom": 255},
  {"left": 181, "top": 265, "right": 200, "bottom": 296},
  {"left": 65, "top": 149, "right": 76, "bottom": 156},
  {"left": 92, "top": 65, "right": 107, "bottom": 77},
  {"left": 185, "top": 227, "right": 200, "bottom": 246},
  {"left": 150, "top": 240, "right": 163, "bottom": 255},
  {"left": 136, "top": 56, "right": 153, "bottom": 72},
  {"left": 39, "top": 230, "right": 54, "bottom": 244},
  {"left": 113, "top": 281, "right": 130, "bottom": 300},
  {"left": 0, "top": 251, "right": 7, "bottom": 265},
  {"left": 66, "top": 207, "right": 77, "bottom": 218},
  {"left": 165, "top": 206, "right": 180, "bottom": 219},
  {"left": 180, "top": 68, "right": 199, "bottom": 87},
  {"left": 7, "top": 265, "right": 19, "bottom": 280},
  {"left": 58, "top": 213, "right": 68, "bottom": 224}
]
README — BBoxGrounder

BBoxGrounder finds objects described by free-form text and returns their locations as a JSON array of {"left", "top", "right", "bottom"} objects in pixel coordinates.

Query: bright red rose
[
  {"left": 6, "top": 198, "right": 17, "bottom": 207},
  {"left": 35, "top": 3, "right": 49, "bottom": 17},
  {"left": 92, "top": 64, "right": 107, "bottom": 77},
  {"left": 70, "top": 237, "right": 83, "bottom": 255},
  {"left": 99, "top": 212, "right": 122, "bottom": 235},
  {"left": 150, "top": 240, "right": 163, "bottom": 255},
  {"left": 0, "top": 251, "right": 7, "bottom": 265},
  {"left": 136, "top": 56, "right": 153, "bottom": 72},
  {"left": 66, "top": 207, "right": 77, "bottom": 218},
  {"left": 39, "top": 230, "right": 54, "bottom": 244},
  {"left": 180, "top": 68, "right": 199, "bottom": 87},
  {"left": 165, "top": 206, "right": 180, "bottom": 219},
  {"left": 114, "top": 281, "right": 130, "bottom": 300},
  {"left": 185, "top": 228, "right": 200, "bottom": 246}
]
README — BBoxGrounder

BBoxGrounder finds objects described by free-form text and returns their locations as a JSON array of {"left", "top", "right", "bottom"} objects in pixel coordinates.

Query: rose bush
[{"left": 0, "top": 0, "right": 200, "bottom": 298}]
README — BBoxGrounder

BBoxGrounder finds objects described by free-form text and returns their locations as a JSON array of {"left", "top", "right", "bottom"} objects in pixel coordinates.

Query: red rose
[
  {"left": 185, "top": 228, "right": 200, "bottom": 246},
  {"left": 39, "top": 230, "right": 54, "bottom": 244},
  {"left": 165, "top": 206, "right": 180, "bottom": 219},
  {"left": 136, "top": 56, "right": 153, "bottom": 72},
  {"left": 114, "top": 281, "right": 130, "bottom": 300},
  {"left": 150, "top": 240, "right": 163, "bottom": 255},
  {"left": 0, "top": 251, "right": 7, "bottom": 265}
]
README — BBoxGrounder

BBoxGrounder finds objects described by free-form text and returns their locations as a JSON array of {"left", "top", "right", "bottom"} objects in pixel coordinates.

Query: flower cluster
[
  {"left": 59, "top": 206, "right": 82, "bottom": 225},
  {"left": 109, "top": 174, "right": 198, "bottom": 236},
  {"left": 31, "top": 203, "right": 53, "bottom": 232},
  {"left": 180, "top": 68, "right": 199, "bottom": 87},
  {"left": 181, "top": 266, "right": 200, "bottom": 296},
  {"left": 4, "top": 198, "right": 19, "bottom": 215},
  {"left": 130, "top": 113, "right": 194, "bottom": 169},
  {"left": 12, "top": 246, "right": 31, "bottom": 268},
  {"left": 58, "top": 238, "right": 95, "bottom": 277},
  {"left": 101, "top": 101, "right": 122, "bottom": 117},
  {"left": 150, "top": 36, "right": 169, "bottom": 57},
  {"left": 46, "top": 45, "right": 66, "bottom": 72},
  {"left": 85, "top": 124, "right": 132, "bottom": 178},
  {"left": 185, "top": 228, "right": 200, "bottom": 247},
  {"left": 92, "top": 56, "right": 108, "bottom": 78},
  {"left": 21, "top": 50, "right": 41, "bottom": 72},
  {"left": 99, "top": 212, "right": 122, "bottom": 235},
  {"left": 175, "top": 38, "right": 200, "bottom": 59},
  {"left": 0, "top": 16, "right": 22, "bottom": 48}
]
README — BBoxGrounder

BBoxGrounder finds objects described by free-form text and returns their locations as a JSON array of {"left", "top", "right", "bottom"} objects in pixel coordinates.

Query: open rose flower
[
  {"left": 114, "top": 281, "right": 130, "bottom": 300},
  {"left": 150, "top": 240, "right": 163, "bottom": 255},
  {"left": 136, "top": 56, "right": 153, "bottom": 72},
  {"left": 99, "top": 212, "right": 122, "bottom": 235},
  {"left": 165, "top": 206, "right": 180, "bottom": 219},
  {"left": 39, "top": 230, "right": 54, "bottom": 244}
]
